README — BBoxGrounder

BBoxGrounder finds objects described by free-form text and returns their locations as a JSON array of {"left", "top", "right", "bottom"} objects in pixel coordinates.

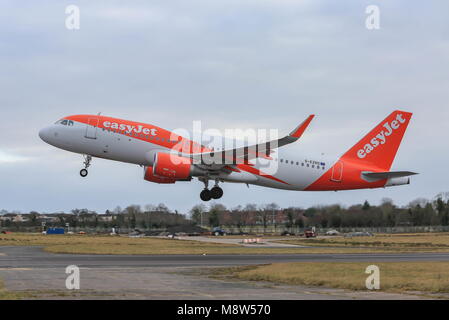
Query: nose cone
[{"left": 39, "top": 126, "right": 51, "bottom": 143}]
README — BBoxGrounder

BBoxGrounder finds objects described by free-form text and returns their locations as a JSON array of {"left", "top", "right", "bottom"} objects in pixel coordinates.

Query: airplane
[{"left": 39, "top": 110, "right": 417, "bottom": 201}]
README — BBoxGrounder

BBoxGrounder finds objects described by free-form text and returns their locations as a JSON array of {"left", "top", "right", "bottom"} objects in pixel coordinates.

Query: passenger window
[{"left": 280, "top": 159, "right": 283, "bottom": 163}]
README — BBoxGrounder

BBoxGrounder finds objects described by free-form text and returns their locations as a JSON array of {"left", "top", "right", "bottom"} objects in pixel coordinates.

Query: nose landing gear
[
  {"left": 199, "top": 179, "right": 223, "bottom": 201},
  {"left": 80, "top": 169, "right": 88, "bottom": 177},
  {"left": 80, "top": 155, "right": 92, "bottom": 177}
]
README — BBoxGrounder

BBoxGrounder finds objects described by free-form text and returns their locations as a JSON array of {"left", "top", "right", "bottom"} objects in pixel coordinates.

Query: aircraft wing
[{"left": 185, "top": 115, "right": 314, "bottom": 165}]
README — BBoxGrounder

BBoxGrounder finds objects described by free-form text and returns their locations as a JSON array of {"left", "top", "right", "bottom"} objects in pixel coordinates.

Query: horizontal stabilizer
[{"left": 362, "top": 171, "right": 418, "bottom": 181}]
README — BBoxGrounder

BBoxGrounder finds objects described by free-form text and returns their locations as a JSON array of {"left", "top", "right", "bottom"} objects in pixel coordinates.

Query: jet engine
[
  {"left": 153, "top": 152, "right": 192, "bottom": 179},
  {"left": 144, "top": 166, "right": 176, "bottom": 184}
]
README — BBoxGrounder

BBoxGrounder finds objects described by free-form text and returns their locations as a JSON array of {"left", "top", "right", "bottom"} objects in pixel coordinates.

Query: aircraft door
[
  {"left": 330, "top": 161, "right": 343, "bottom": 182},
  {"left": 85, "top": 118, "right": 99, "bottom": 139}
]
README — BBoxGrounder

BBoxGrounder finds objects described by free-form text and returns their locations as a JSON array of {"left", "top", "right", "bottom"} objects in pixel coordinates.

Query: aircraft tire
[
  {"left": 210, "top": 187, "right": 223, "bottom": 199},
  {"left": 200, "top": 189, "right": 212, "bottom": 201},
  {"left": 80, "top": 169, "right": 88, "bottom": 177}
]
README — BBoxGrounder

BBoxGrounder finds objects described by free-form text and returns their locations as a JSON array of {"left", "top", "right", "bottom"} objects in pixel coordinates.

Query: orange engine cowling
[
  {"left": 153, "top": 152, "right": 192, "bottom": 179},
  {"left": 144, "top": 166, "right": 176, "bottom": 184}
]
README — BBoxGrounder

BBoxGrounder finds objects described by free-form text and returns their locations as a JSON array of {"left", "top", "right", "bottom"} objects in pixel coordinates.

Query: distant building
[
  {"left": 98, "top": 214, "right": 114, "bottom": 222},
  {"left": 38, "top": 215, "right": 59, "bottom": 223},
  {"left": 18, "top": 215, "right": 29, "bottom": 223}
]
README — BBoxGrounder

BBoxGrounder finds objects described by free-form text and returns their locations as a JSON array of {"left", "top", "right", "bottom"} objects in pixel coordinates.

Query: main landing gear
[
  {"left": 199, "top": 179, "right": 224, "bottom": 201},
  {"left": 80, "top": 155, "right": 92, "bottom": 177}
]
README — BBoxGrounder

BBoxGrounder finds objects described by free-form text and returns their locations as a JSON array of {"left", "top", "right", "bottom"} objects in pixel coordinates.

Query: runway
[
  {"left": 1, "top": 246, "right": 449, "bottom": 268},
  {"left": 0, "top": 246, "right": 447, "bottom": 299}
]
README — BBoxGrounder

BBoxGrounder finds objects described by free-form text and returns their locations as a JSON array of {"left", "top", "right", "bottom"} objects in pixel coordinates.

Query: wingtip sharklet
[{"left": 289, "top": 114, "right": 315, "bottom": 138}]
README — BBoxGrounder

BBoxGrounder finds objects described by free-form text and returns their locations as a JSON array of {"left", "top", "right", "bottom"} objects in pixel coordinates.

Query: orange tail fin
[{"left": 340, "top": 110, "right": 413, "bottom": 171}]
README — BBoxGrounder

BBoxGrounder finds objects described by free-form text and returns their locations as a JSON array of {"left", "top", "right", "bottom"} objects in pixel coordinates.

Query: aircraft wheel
[
  {"left": 210, "top": 186, "right": 223, "bottom": 199},
  {"left": 200, "top": 189, "right": 211, "bottom": 201},
  {"left": 80, "top": 169, "right": 88, "bottom": 177}
]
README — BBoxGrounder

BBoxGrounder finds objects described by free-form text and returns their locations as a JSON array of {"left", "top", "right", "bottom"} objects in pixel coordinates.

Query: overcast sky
[{"left": 1, "top": 0, "right": 448, "bottom": 214}]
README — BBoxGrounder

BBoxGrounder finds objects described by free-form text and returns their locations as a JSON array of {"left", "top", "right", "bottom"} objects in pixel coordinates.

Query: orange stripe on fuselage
[{"left": 66, "top": 115, "right": 208, "bottom": 153}]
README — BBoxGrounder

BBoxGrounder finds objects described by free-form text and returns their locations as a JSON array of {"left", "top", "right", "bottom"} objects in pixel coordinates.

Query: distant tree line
[
  {"left": 0, "top": 203, "right": 193, "bottom": 231},
  {"left": 107, "top": 204, "right": 193, "bottom": 230},
  {"left": 1, "top": 193, "right": 449, "bottom": 231},
  {"left": 188, "top": 193, "right": 449, "bottom": 230}
]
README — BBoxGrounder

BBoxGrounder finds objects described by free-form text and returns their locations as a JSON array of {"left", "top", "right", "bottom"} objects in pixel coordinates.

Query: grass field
[
  {"left": 277, "top": 233, "right": 449, "bottom": 252},
  {"left": 1, "top": 233, "right": 449, "bottom": 255},
  {"left": 0, "top": 277, "right": 75, "bottom": 300},
  {"left": 0, "top": 278, "right": 27, "bottom": 300},
  {"left": 212, "top": 261, "right": 449, "bottom": 295},
  {"left": 0, "top": 233, "right": 387, "bottom": 255}
]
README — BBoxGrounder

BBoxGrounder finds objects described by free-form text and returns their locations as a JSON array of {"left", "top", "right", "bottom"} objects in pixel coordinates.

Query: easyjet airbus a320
[{"left": 39, "top": 110, "right": 417, "bottom": 201}]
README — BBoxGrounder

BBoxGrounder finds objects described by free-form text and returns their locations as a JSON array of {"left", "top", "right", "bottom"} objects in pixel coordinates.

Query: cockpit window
[{"left": 55, "top": 119, "right": 74, "bottom": 126}]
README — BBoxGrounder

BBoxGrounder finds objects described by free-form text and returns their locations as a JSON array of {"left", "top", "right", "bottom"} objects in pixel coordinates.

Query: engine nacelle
[
  {"left": 153, "top": 152, "right": 192, "bottom": 179},
  {"left": 144, "top": 166, "right": 176, "bottom": 184}
]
